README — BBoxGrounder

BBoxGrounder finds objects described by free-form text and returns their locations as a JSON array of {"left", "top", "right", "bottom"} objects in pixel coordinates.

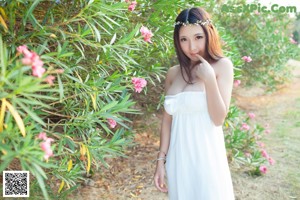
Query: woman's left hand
[{"left": 194, "top": 55, "right": 216, "bottom": 82}]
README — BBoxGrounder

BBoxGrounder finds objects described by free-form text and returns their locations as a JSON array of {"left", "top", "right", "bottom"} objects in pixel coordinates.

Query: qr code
[{"left": 3, "top": 171, "right": 30, "bottom": 197}]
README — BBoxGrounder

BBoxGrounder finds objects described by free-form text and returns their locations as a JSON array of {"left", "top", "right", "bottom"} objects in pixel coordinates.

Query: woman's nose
[{"left": 189, "top": 42, "right": 197, "bottom": 52}]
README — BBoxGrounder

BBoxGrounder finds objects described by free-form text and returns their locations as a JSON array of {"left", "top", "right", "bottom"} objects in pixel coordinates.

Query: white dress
[{"left": 164, "top": 91, "right": 235, "bottom": 200}]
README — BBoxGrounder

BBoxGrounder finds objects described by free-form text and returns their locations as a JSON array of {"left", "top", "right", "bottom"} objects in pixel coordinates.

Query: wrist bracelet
[{"left": 153, "top": 157, "right": 166, "bottom": 164}]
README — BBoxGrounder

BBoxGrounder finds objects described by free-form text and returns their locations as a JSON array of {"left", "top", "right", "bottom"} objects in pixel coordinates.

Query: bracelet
[{"left": 153, "top": 157, "right": 166, "bottom": 164}]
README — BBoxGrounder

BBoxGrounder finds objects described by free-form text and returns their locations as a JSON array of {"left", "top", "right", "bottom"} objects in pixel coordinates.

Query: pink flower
[
  {"left": 242, "top": 56, "right": 252, "bottom": 62},
  {"left": 259, "top": 165, "right": 268, "bottom": 174},
  {"left": 132, "top": 77, "right": 147, "bottom": 93},
  {"left": 290, "top": 37, "right": 298, "bottom": 44},
  {"left": 257, "top": 141, "right": 265, "bottom": 148},
  {"left": 17, "top": 45, "right": 28, "bottom": 54},
  {"left": 261, "top": 149, "right": 269, "bottom": 158},
  {"left": 125, "top": 0, "right": 130, "bottom": 2},
  {"left": 233, "top": 80, "right": 241, "bottom": 87},
  {"left": 17, "top": 45, "right": 46, "bottom": 78},
  {"left": 140, "top": 26, "right": 153, "bottom": 43},
  {"left": 37, "top": 132, "right": 48, "bottom": 140},
  {"left": 38, "top": 133, "right": 54, "bottom": 160},
  {"left": 128, "top": 1, "right": 137, "bottom": 11},
  {"left": 268, "top": 157, "right": 275, "bottom": 165},
  {"left": 45, "top": 75, "right": 56, "bottom": 85},
  {"left": 248, "top": 112, "right": 255, "bottom": 119},
  {"left": 32, "top": 65, "right": 46, "bottom": 78},
  {"left": 240, "top": 123, "right": 250, "bottom": 131},
  {"left": 21, "top": 57, "right": 33, "bottom": 65},
  {"left": 108, "top": 118, "right": 117, "bottom": 128},
  {"left": 265, "top": 129, "right": 271, "bottom": 134},
  {"left": 31, "top": 54, "right": 44, "bottom": 68}
]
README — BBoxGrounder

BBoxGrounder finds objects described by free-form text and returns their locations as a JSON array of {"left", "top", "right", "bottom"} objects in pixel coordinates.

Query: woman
[{"left": 154, "top": 7, "right": 235, "bottom": 200}]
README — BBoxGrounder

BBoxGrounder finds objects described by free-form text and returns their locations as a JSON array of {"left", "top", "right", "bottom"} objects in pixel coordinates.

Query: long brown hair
[{"left": 173, "top": 7, "right": 223, "bottom": 84}]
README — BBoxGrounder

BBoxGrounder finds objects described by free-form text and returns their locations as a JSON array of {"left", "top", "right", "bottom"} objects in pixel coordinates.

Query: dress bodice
[{"left": 164, "top": 91, "right": 207, "bottom": 115}]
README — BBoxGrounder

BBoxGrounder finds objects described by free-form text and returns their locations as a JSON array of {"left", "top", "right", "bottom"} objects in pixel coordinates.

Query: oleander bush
[
  {"left": 0, "top": 0, "right": 168, "bottom": 199},
  {"left": 224, "top": 105, "right": 275, "bottom": 175}
]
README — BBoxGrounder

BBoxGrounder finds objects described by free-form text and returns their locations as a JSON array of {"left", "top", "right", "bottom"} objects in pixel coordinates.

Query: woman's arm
[
  {"left": 158, "top": 66, "right": 176, "bottom": 156},
  {"left": 154, "top": 66, "right": 175, "bottom": 192},
  {"left": 196, "top": 56, "right": 234, "bottom": 126}
]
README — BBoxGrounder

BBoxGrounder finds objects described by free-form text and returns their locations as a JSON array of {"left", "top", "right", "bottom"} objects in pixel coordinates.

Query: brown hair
[{"left": 173, "top": 7, "right": 223, "bottom": 84}]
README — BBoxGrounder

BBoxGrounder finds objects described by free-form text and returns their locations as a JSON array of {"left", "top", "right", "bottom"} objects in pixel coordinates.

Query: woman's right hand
[{"left": 154, "top": 161, "right": 168, "bottom": 193}]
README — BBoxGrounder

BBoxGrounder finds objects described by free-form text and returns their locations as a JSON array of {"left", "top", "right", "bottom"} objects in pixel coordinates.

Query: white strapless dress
[{"left": 164, "top": 91, "right": 235, "bottom": 200}]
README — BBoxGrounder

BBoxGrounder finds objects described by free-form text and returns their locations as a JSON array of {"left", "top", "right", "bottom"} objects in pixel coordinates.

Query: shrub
[
  {"left": 0, "top": 0, "right": 164, "bottom": 199},
  {"left": 224, "top": 105, "right": 275, "bottom": 175}
]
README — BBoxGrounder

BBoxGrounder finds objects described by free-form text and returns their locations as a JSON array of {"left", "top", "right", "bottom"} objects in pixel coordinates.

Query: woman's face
[{"left": 179, "top": 25, "right": 206, "bottom": 64}]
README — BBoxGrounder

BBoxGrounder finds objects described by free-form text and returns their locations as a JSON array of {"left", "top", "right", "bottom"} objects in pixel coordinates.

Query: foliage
[
  {"left": 0, "top": 0, "right": 165, "bottom": 199},
  {"left": 224, "top": 105, "right": 274, "bottom": 175},
  {"left": 214, "top": 0, "right": 300, "bottom": 90}
]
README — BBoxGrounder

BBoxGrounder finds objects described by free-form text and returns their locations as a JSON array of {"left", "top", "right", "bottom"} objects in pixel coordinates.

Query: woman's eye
[
  {"left": 180, "top": 38, "right": 187, "bottom": 42},
  {"left": 196, "top": 36, "right": 203, "bottom": 40}
]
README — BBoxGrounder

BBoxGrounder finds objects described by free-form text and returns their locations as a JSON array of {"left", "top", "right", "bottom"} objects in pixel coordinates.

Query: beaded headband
[{"left": 174, "top": 19, "right": 212, "bottom": 27}]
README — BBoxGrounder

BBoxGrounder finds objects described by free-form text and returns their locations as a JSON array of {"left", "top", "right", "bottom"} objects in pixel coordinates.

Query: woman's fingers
[
  {"left": 195, "top": 54, "right": 208, "bottom": 64},
  {"left": 158, "top": 177, "right": 168, "bottom": 193},
  {"left": 154, "top": 174, "right": 168, "bottom": 192}
]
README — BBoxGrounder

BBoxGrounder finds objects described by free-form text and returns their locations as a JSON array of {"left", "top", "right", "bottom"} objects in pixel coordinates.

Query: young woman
[{"left": 154, "top": 7, "right": 235, "bottom": 200}]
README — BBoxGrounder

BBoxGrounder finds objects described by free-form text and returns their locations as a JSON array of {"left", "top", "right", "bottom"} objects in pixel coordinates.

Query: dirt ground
[{"left": 70, "top": 59, "right": 300, "bottom": 200}]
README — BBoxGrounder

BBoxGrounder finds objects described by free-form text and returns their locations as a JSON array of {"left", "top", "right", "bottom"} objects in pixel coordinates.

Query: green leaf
[
  {"left": 57, "top": 75, "right": 64, "bottom": 101},
  {"left": 100, "top": 101, "right": 118, "bottom": 112},
  {"left": 23, "top": 0, "right": 42, "bottom": 26},
  {"left": 0, "top": 153, "right": 15, "bottom": 172},
  {"left": 15, "top": 99, "right": 46, "bottom": 126},
  {"left": 35, "top": 171, "right": 50, "bottom": 200},
  {"left": 116, "top": 24, "right": 140, "bottom": 45}
]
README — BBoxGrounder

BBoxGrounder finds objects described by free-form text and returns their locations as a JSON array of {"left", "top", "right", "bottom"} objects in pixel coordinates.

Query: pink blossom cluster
[
  {"left": 240, "top": 113, "right": 256, "bottom": 131},
  {"left": 248, "top": 112, "right": 255, "bottom": 119},
  {"left": 289, "top": 37, "right": 298, "bottom": 44},
  {"left": 126, "top": 0, "right": 137, "bottom": 12},
  {"left": 264, "top": 123, "right": 271, "bottom": 134},
  {"left": 256, "top": 130, "right": 275, "bottom": 174},
  {"left": 242, "top": 56, "right": 252, "bottom": 62},
  {"left": 37, "top": 132, "right": 54, "bottom": 160},
  {"left": 233, "top": 80, "right": 241, "bottom": 87},
  {"left": 240, "top": 122, "right": 250, "bottom": 131},
  {"left": 259, "top": 165, "right": 267, "bottom": 174},
  {"left": 17, "top": 45, "right": 46, "bottom": 78},
  {"left": 131, "top": 77, "right": 147, "bottom": 93},
  {"left": 258, "top": 147, "right": 275, "bottom": 174},
  {"left": 44, "top": 75, "right": 56, "bottom": 85},
  {"left": 140, "top": 26, "right": 154, "bottom": 43},
  {"left": 107, "top": 118, "right": 117, "bottom": 128}
]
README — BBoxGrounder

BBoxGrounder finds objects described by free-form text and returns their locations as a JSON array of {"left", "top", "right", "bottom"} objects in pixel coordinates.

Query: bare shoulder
[
  {"left": 166, "top": 65, "right": 180, "bottom": 83},
  {"left": 213, "top": 57, "right": 234, "bottom": 76}
]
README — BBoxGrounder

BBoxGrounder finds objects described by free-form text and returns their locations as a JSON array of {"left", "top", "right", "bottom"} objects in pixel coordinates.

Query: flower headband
[{"left": 174, "top": 19, "right": 212, "bottom": 27}]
